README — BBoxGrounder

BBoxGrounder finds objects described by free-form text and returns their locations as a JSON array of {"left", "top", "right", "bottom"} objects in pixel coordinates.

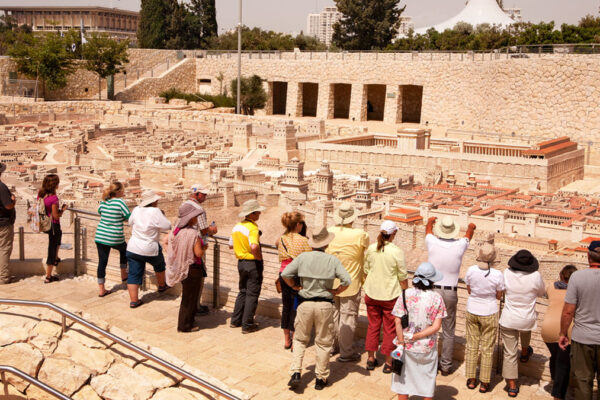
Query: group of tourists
[{"left": 2, "top": 168, "right": 599, "bottom": 399}]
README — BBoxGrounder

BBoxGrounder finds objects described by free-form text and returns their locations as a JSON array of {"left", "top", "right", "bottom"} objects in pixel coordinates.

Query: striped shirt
[{"left": 94, "top": 198, "right": 131, "bottom": 246}]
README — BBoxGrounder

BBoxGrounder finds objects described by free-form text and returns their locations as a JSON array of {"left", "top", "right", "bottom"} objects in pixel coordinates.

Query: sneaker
[
  {"left": 241, "top": 323, "right": 259, "bottom": 334},
  {"left": 287, "top": 373, "right": 301, "bottom": 389},
  {"left": 196, "top": 305, "right": 210, "bottom": 316},
  {"left": 229, "top": 323, "right": 241, "bottom": 328},
  {"left": 314, "top": 378, "right": 328, "bottom": 390},
  {"left": 336, "top": 353, "right": 361, "bottom": 363}
]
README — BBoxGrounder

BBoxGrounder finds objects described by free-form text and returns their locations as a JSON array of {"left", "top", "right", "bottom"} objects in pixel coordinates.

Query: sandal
[
  {"left": 129, "top": 300, "right": 143, "bottom": 308},
  {"left": 121, "top": 276, "right": 128, "bottom": 283},
  {"left": 466, "top": 378, "right": 478, "bottom": 390},
  {"left": 366, "top": 359, "right": 379, "bottom": 371},
  {"left": 98, "top": 289, "right": 112, "bottom": 298},
  {"left": 44, "top": 275, "right": 59, "bottom": 284},
  {"left": 519, "top": 346, "right": 533, "bottom": 363},
  {"left": 479, "top": 382, "right": 490, "bottom": 393},
  {"left": 157, "top": 284, "right": 170, "bottom": 293},
  {"left": 508, "top": 387, "right": 519, "bottom": 398},
  {"left": 382, "top": 363, "right": 393, "bottom": 374},
  {"left": 284, "top": 342, "right": 293, "bottom": 350}
]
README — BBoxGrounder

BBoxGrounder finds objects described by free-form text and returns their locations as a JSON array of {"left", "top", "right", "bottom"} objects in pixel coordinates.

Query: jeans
[
  {"left": 178, "top": 263, "right": 204, "bottom": 331},
  {"left": 546, "top": 342, "right": 570, "bottom": 400},
  {"left": 231, "top": 259, "right": 263, "bottom": 330},
  {"left": 435, "top": 288, "right": 458, "bottom": 372},
  {"left": 125, "top": 248, "right": 166, "bottom": 285},
  {"left": 95, "top": 242, "right": 127, "bottom": 284},
  {"left": 280, "top": 273, "right": 297, "bottom": 331},
  {"left": 46, "top": 223, "right": 62, "bottom": 266}
]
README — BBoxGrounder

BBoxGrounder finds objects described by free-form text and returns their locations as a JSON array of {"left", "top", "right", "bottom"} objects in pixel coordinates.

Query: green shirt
[
  {"left": 282, "top": 251, "right": 352, "bottom": 300},
  {"left": 95, "top": 198, "right": 131, "bottom": 246},
  {"left": 363, "top": 242, "right": 408, "bottom": 301}
]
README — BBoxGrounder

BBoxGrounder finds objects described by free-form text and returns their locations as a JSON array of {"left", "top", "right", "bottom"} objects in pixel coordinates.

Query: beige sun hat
[
  {"left": 433, "top": 216, "right": 460, "bottom": 240},
  {"left": 308, "top": 226, "right": 335, "bottom": 249},
  {"left": 334, "top": 202, "right": 357, "bottom": 225},
  {"left": 476, "top": 243, "right": 498, "bottom": 264},
  {"left": 139, "top": 190, "right": 161, "bottom": 207},
  {"left": 238, "top": 199, "right": 266, "bottom": 219}
]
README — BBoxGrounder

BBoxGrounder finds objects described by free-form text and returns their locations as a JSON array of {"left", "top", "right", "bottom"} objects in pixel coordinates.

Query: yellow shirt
[
  {"left": 363, "top": 242, "right": 408, "bottom": 301},
  {"left": 231, "top": 220, "right": 260, "bottom": 260},
  {"left": 326, "top": 225, "right": 370, "bottom": 297}
]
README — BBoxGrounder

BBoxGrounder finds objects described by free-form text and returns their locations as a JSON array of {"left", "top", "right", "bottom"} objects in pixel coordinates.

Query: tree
[
  {"left": 82, "top": 33, "right": 129, "bottom": 100},
  {"left": 138, "top": 0, "right": 173, "bottom": 48},
  {"left": 8, "top": 31, "right": 75, "bottom": 97},
  {"left": 333, "top": 0, "right": 405, "bottom": 50},
  {"left": 199, "top": 0, "right": 218, "bottom": 40},
  {"left": 230, "top": 75, "right": 266, "bottom": 115}
]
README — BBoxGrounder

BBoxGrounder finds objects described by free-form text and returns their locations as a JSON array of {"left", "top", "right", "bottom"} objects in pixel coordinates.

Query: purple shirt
[{"left": 43, "top": 195, "right": 60, "bottom": 224}]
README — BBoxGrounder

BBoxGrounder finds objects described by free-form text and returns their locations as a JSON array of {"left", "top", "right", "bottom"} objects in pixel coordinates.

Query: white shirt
[
  {"left": 425, "top": 234, "right": 469, "bottom": 287},
  {"left": 126, "top": 206, "right": 172, "bottom": 256},
  {"left": 464, "top": 265, "right": 505, "bottom": 316},
  {"left": 499, "top": 268, "right": 546, "bottom": 331}
]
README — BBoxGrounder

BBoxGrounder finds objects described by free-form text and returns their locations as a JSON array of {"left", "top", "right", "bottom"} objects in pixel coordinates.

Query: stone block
[
  {"left": 72, "top": 385, "right": 102, "bottom": 400},
  {"left": 0, "top": 343, "right": 44, "bottom": 392},
  {"left": 52, "top": 337, "right": 115, "bottom": 375},
  {"left": 37, "top": 356, "right": 91, "bottom": 396},
  {"left": 133, "top": 361, "right": 181, "bottom": 389},
  {"left": 90, "top": 363, "right": 155, "bottom": 400}
]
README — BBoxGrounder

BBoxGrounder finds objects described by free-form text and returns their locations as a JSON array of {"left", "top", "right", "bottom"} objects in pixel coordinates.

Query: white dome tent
[{"left": 415, "top": 0, "right": 516, "bottom": 34}]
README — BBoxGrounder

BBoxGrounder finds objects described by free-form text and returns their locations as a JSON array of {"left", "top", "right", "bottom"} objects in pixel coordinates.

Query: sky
[{"left": 0, "top": 0, "right": 597, "bottom": 34}]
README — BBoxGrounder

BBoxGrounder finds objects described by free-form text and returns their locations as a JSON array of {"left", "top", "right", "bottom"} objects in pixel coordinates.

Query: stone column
[
  {"left": 495, "top": 210, "right": 508, "bottom": 234},
  {"left": 571, "top": 220, "right": 586, "bottom": 243},
  {"left": 349, "top": 84, "right": 366, "bottom": 121},
  {"left": 384, "top": 85, "right": 400, "bottom": 124},
  {"left": 524, "top": 213, "right": 538, "bottom": 237},
  {"left": 265, "top": 82, "right": 274, "bottom": 115},
  {"left": 286, "top": 82, "right": 301, "bottom": 117},
  {"left": 317, "top": 84, "right": 333, "bottom": 120}
]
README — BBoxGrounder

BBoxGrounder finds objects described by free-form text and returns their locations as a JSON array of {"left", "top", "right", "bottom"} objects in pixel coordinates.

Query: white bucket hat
[
  {"left": 139, "top": 190, "right": 161, "bottom": 207},
  {"left": 308, "top": 226, "right": 335, "bottom": 249},
  {"left": 334, "top": 202, "right": 357, "bottom": 225},
  {"left": 238, "top": 199, "right": 265, "bottom": 219},
  {"left": 476, "top": 243, "right": 499, "bottom": 264},
  {"left": 380, "top": 220, "right": 398, "bottom": 235},
  {"left": 433, "top": 216, "right": 460, "bottom": 240}
]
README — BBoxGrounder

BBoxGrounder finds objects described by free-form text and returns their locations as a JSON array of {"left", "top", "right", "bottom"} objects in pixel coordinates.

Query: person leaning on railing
[
  {"left": 0, "top": 162, "right": 16, "bottom": 285},
  {"left": 94, "top": 182, "right": 130, "bottom": 297}
]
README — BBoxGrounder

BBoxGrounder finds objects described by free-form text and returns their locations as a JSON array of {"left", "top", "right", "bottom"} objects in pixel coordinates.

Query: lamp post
[{"left": 237, "top": 0, "right": 242, "bottom": 114}]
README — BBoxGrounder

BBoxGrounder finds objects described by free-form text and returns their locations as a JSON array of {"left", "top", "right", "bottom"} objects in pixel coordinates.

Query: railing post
[
  {"left": 74, "top": 217, "right": 81, "bottom": 277},
  {"left": 124, "top": 74, "right": 127, "bottom": 88},
  {"left": 1, "top": 371, "right": 5, "bottom": 393},
  {"left": 213, "top": 241, "right": 220, "bottom": 309},
  {"left": 167, "top": 59, "right": 170, "bottom": 70},
  {"left": 151, "top": 68, "right": 153, "bottom": 78},
  {"left": 18, "top": 226, "right": 24, "bottom": 261},
  {"left": 81, "top": 227, "right": 87, "bottom": 261},
  {"left": 137, "top": 69, "right": 140, "bottom": 80}
]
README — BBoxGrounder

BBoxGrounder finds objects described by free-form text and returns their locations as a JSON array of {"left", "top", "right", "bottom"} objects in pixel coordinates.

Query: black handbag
[
  {"left": 391, "top": 357, "right": 404, "bottom": 375},
  {"left": 401, "top": 289, "right": 409, "bottom": 329}
]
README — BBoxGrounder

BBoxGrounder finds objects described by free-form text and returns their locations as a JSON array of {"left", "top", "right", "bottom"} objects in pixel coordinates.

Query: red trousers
[{"left": 364, "top": 294, "right": 398, "bottom": 355}]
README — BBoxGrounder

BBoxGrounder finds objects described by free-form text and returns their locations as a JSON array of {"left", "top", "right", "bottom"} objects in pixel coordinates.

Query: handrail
[
  {"left": 0, "top": 299, "right": 242, "bottom": 400},
  {"left": 0, "top": 365, "right": 71, "bottom": 400}
]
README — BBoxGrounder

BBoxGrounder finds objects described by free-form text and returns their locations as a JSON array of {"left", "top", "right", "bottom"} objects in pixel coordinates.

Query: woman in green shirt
[
  {"left": 95, "top": 182, "right": 131, "bottom": 297},
  {"left": 363, "top": 220, "right": 408, "bottom": 373}
]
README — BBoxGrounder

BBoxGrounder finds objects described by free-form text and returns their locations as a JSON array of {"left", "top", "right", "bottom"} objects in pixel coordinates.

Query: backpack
[{"left": 29, "top": 196, "right": 51, "bottom": 233}]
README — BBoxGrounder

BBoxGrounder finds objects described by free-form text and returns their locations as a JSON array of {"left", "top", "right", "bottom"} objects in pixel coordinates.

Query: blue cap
[
  {"left": 413, "top": 262, "right": 444, "bottom": 286},
  {"left": 588, "top": 241, "right": 600, "bottom": 252}
]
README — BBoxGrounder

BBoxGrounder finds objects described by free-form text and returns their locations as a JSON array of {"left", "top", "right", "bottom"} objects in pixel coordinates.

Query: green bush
[{"left": 158, "top": 88, "right": 235, "bottom": 108}]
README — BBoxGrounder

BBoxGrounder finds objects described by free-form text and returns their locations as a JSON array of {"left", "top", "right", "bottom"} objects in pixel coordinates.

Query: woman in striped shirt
[{"left": 95, "top": 182, "right": 130, "bottom": 297}]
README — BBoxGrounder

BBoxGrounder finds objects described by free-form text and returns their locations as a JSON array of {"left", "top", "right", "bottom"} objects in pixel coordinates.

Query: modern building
[
  {"left": 0, "top": 6, "right": 139, "bottom": 42},
  {"left": 306, "top": 6, "right": 342, "bottom": 47},
  {"left": 504, "top": 7, "right": 523, "bottom": 22},
  {"left": 397, "top": 16, "right": 415, "bottom": 37}
]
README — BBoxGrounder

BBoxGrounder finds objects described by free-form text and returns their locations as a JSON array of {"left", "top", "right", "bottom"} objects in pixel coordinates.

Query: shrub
[{"left": 158, "top": 88, "right": 235, "bottom": 108}]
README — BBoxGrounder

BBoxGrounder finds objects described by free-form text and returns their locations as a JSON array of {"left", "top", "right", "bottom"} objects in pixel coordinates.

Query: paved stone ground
[{"left": 0, "top": 276, "right": 566, "bottom": 400}]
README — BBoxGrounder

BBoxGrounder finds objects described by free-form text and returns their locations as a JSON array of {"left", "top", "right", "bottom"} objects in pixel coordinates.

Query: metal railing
[
  {"left": 0, "top": 299, "right": 242, "bottom": 400},
  {"left": 0, "top": 365, "right": 71, "bottom": 400}
]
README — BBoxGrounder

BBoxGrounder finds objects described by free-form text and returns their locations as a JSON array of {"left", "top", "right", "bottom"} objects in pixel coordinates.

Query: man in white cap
[
  {"left": 425, "top": 215, "right": 476, "bottom": 375},
  {"left": 184, "top": 183, "right": 218, "bottom": 315},
  {"left": 230, "top": 199, "right": 265, "bottom": 333},
  {"left": 281, "top": 226, "right": 351, "bottom": 391},
  {"left": 0, "top": 162, "right": 16, "bottom": 284},
  {"left": 326, "top": 202, "right": 369, "bottom": 362}
]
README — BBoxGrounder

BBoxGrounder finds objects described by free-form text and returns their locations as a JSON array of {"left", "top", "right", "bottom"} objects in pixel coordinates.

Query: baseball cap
[
  {"left": 190, "top": 183, "right": 209, "bottom": 194},
  {"left": 380, "top": 220, "right": 398, "bottom": 235}
]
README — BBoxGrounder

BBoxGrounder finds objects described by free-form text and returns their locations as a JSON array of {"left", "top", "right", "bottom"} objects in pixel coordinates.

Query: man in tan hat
[
  {"left": 425, "top": 215, "right": 475, "bottom": 375},
  {"left": 281, "top": 226, "right": 352, "bottom": 391},
  {"left": 326, "top": 202, "right": 369, "bottom": 362},
  {"left": 230, "top": 199, "right": 266, "bottom": 333},
  {"left": 0, "top": 162, "right": 15, "bottom": 284}
]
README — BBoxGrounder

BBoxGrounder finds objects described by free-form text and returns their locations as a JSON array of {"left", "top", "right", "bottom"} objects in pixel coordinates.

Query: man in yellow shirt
[
  {"left": 230, "top": 199, "right": 265, "bottom": 334},
  {"left": 326, "top": 202, "right": 370, "bottom": 362}
]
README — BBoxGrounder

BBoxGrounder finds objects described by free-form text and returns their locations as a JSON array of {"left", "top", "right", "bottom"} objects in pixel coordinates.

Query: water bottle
[{"left": 391, "top": 344, "right": 404, "bottom": 360}]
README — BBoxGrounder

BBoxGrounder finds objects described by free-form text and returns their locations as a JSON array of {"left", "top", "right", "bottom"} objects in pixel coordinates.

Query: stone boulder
[
  {"left": 150, "top": 387, "right": 200, "bottom": 400},
  {"left": 37, "top": 356, "right": 91, "bottom": 396},
  {"left": 72, "top": 385, "right": 102, "bottom": 400},
  {"left": 0, "top": 343, "right": 44, "bottom": 392},
  {"left": 63, "top": 327, "right": 112, "bottom": 349},
  {"left": 134, "top": 362, "right": 180, "bottom": 390},
  {"left": 0, "top": 326, "right": 31, "bottom": 347},
  {"left": 91, "top": 363, "right": 155, "bottom": 400},
  {"left": 53, "top": 337, "right": 115, "bottom": 375}
]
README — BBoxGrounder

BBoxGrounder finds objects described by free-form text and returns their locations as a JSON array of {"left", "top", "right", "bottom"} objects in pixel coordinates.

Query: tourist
[
  {"left": 184, "top": 184, "right": 218, "bottom": 316},
  {"left": 230, "top": 199, "right": 265, "bottom": 333},
  {"left": 125, "top": 190, "right": 171, "bottom": 308},
  {"left": 363, "top": 220, "right": 408, "bottom": 373},
  {"left": 391, "top": 262, "right": 447, "bottom": 400},
  {"left": 559, "top": 242, "right": 600, "bottom": 400},
  {"left": 425, "top": 215, "right": 475, "bottom": 375},
  {"left": 165, "top": 203, "right": 207, "bottom": 332},
  {"left": 0, "top": 162, "right": 16, "bottom": 285},
  {"left": 326, "top": 202, "right": 369, "bottom": 362},
  {"left": 282, "top": 226, "right": 351, "bottom": 391},
  {"left": 542, "top": 265, "right": 577, "bottom": 400},
  {"left": 464, "top": 242, "right": 505, "bottom": 393},
  {"left": 38, "top": 174, "right": 67, "bottom": 284},
  {"left": 95, "top": 182, "right": 130, "bottom": 297},
  {"left": 499, "top": 249, "right": 546, "bottom": 398},
  {"left": 277, "top": 211, "right": 312, "bottom": 349}
]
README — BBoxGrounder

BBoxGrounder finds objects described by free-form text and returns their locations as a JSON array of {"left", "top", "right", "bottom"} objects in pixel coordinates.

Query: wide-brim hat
[
  {"left": 476, "top": 243, "right": 499, "bottom": 264},
  {"left": 177, "top": 202, "right": 204, "bottom": 228},
  {"left": 413, "top": 262, "right": 444, "bottom": 285},
  {"left": 139, "top": 190, "right": 161, "bottom": 207},
  {"left": 433, "top": 216, "right": 460, "bottom": 239},
  {"left": 334, "top": 202, "right": 357, "bottom": 225},
  {"left": 308, "top": 226, "right": 335, "bottom": 249},
  {"left": 238, "top": 199, "right": 265, "bottom": 219},
  {"left": 508, "top": 249, "right": 539, "bottom": 273},
  {"left": 0, "top": 162, "right": 6, "bottom": 173}
]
